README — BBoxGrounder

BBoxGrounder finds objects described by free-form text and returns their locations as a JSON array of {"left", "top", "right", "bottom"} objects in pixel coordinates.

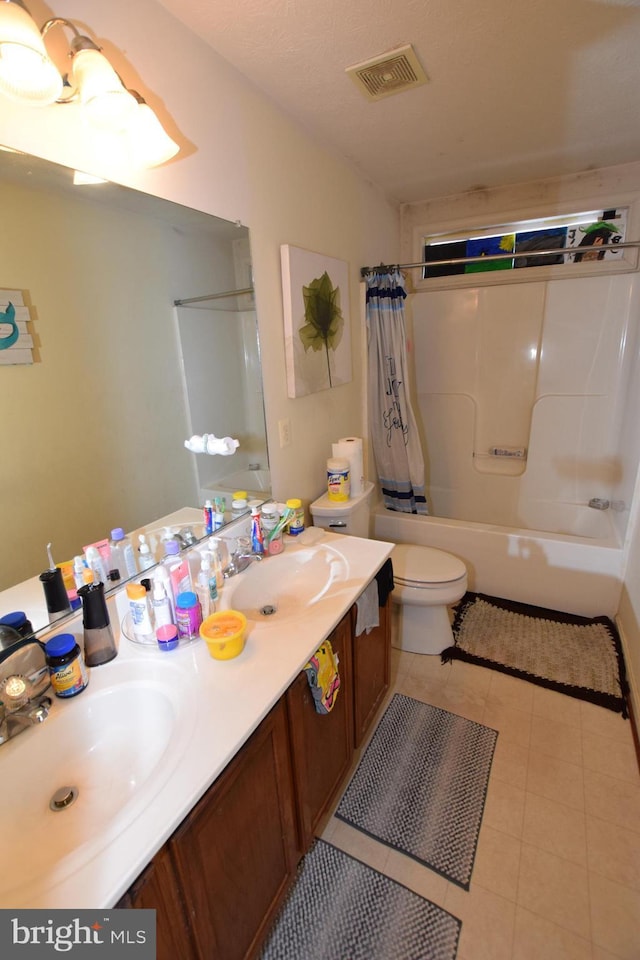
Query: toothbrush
[
  {"left": 46, "top": 542, "right": 56, "bottom": 570},
  {"left": 264, "top": 507, "right": 294, "bottom": 544}
]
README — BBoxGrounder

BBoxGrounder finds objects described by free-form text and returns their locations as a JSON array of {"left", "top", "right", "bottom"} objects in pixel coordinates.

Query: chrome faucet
[
  {"left": 0, "top": 639, "right": 52, "bottom": 747},
  {"left": 223, "top": 537, "right": 263, "bottom": 578},
  {"left": 0, "top": 696, "right": 52, "bottom": 744}
]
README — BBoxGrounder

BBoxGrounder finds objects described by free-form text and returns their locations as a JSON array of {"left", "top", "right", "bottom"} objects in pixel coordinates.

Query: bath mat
[
  {"left": 442, "top": 592, "right": 628, "bottom": 716},
  {"left": 335, "top": 693, "right": 497, "bottom": 889},
  {"left": 259, "top": 839, "right": 461, "bottom": 960}
]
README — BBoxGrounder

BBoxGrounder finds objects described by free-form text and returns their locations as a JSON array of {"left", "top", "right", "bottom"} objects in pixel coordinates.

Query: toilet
[
  {"left": 309, "top": 486, "right": 468, "bottom": 655},
  {"left": 391, "top": 543, "right": 467, "bottom": 655}
]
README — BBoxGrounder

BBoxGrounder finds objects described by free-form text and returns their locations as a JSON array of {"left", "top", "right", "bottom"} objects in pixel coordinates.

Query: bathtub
[
  {"left": 200, "top": 467, "right": 271, "bottom": 505},
  {"left": 373, "top": 503, "right": 624, "bottom": 618}
]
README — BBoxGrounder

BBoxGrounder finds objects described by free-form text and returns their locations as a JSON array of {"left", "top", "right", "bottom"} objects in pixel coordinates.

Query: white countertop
[{"left": 0, "top": 521, "right": 393, "bottom": 909}]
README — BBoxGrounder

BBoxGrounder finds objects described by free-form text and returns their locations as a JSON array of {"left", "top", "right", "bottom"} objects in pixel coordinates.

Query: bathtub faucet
[{"left": 588, "top": 498, "right": 610, "bottom": 510}]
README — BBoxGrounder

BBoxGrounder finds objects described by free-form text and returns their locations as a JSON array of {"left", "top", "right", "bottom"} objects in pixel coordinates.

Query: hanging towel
[
  {"left": 375, "top": 557, "right": 395, "bottom": 607},
  {"left": 355, "top": 579, "right": 380, "bottom": 637},
  {"left": 304, "top": 639, "right": 340, "bottom": 714}
]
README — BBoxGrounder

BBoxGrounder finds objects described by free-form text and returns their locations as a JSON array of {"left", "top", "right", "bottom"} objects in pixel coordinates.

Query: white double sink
[{"left": 0, "top": 532, "right": 393, "bottom": 909}]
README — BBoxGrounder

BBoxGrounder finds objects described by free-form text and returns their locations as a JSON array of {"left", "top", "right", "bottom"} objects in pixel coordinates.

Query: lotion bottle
[{"left": 138, "top": 535, "right": 156, "bottom": 571}]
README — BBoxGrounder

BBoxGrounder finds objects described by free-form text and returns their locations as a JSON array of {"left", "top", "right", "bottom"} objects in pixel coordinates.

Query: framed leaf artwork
[{"left": 281, "top": 244, "right": 352, "bottom": 398}]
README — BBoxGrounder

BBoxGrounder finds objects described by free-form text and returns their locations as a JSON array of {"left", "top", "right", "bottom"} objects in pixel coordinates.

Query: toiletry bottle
[
  {"left": 126, "top": 582, "right": 155, "bottom": 643},
  {"left": 110, "top": 528, "right": 137, "bottom": 578},
  {"left": 0, "top": 611, "right": 34, "bottom": 639},
  {"left": 175, "top": 591, "right": 202, "bottom": 641},
  {"left": 204, "top": 499, "right": 213, "bottom": 536},
  {"left": 73, "top": 555, "right": 87, "bottom": 591},
  {"left": 152, "top": 565, "right": 175, "bottom": 623},
  {"left": 196, "top": 557, "right": 212, "bottom": 619},
  {"left": 204, "top": 554, "right": 219, "bottom": 610},
  {"left": 156, "top": 623, "right": 179, "bottom": 652},
  {"left": 85, "top": 545, "right": 108, "bottom": 585},
  {"left": 251, "top": 506, "right": 264, "bottom": 555},
  {"left": 286, "top": 498, "right": 305, "bottom": 536},
  {"left": 45, "top": 633, "right": 89, "bottom": 698},
  {"left": 39, "top": 567, "right": 72, "bottom": 623},
  {"left": 78, "top": 582, "right": 117, "bottom": 666},
  {"left": 162, "top": 538, "right": 193, "bottom": 604},
  {"left": 232, "top": 491, "right": 249, "bottom": 518},
  {"left": 261, "top": 503, "right": 283, "bottom": 556},
  {"left": 209, "top": 539, "right": 224, "bottom": 591},
  {"left": 137, "top": 534, "right": 156, "bottom": 571},
  {"left": 214, "top": 497, "right": 226, "bottom": 528}
]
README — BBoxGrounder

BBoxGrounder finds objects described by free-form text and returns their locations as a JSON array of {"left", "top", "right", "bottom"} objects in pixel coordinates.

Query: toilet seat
[{"left": 392, "top": 543, "right": 466, "bottom": 587}]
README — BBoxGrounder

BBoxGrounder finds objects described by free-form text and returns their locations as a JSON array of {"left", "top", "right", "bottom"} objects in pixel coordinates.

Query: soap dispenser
[{"left": 78, "top": 582, "right": 117, "bottom": 666}]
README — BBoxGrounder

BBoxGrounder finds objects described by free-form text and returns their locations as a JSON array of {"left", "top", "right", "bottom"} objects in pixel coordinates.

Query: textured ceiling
[{"left": 157, "top": 0, "right": 640, "bottom": 203}]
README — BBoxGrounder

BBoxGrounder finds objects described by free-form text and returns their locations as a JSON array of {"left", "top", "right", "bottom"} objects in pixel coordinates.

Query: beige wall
[{"left": 0, "top": 0, "right": 399, "bottom": 534}]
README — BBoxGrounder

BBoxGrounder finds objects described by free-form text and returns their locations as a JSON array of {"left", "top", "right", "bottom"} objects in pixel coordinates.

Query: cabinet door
[
  {"left": 352, "top": 597, "right": 391, "bottom": 747},
  {"left": 117, "top": 846, "right": 196, "bottom": 960},
  {"left": 170, "top": 697, "right": 298, "bottom": 960},
  {"left": 286, "top": 612, "right": 354, "bottom": 852}
]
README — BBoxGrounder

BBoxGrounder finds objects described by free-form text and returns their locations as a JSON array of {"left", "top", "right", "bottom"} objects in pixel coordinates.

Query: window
[{"left": 422, "top": 208, "right": 628, "bottom": 279}]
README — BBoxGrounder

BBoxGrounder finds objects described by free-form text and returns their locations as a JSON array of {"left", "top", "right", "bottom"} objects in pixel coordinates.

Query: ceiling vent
[{"left": 346, "top": 44, "right": 428, "bottom": 101}]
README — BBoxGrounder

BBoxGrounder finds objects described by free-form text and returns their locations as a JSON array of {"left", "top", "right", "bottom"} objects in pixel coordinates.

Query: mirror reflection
[{"left": 0, "top": 147, "right": 270, "bottom": 628}]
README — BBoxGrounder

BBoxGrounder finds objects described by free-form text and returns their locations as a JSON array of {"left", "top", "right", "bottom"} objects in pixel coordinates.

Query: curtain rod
[
  {"left": 360, "top": 241, "right": 640, "bottom": 277},
  {"left": 174, "top": 286, "right": 254, "bottom": 306}
]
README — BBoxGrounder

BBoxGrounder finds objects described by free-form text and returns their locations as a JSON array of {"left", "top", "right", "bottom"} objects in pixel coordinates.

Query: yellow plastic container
[{"left": 200, "top": 610, "right": 247, "bottom": 660}]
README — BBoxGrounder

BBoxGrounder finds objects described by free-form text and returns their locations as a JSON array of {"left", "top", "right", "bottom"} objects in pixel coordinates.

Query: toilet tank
[{"left": 309, "top": 481, "right": 374, "bottom": 537}]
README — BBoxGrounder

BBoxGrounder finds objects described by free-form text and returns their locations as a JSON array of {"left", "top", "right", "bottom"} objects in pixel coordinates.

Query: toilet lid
[{"left": 392, "top": 543, "right": 466, "bottom": 585}]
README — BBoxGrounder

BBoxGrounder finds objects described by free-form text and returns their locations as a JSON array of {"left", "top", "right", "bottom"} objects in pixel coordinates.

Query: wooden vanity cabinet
[
  {"left": 115, "top": 846, "right": 195, "bottom": 960},
  {"left": 352, "top": 597, "right": 391, "bottom": 747},
  {"left": 169, "top": 696, "right": 299, "bottom": 960},
  {"left": 286, "top": 610, "right": 354, "bottom": 851},
  {"left": 117, "top": 583, "right": 391, "bottom": 959}
]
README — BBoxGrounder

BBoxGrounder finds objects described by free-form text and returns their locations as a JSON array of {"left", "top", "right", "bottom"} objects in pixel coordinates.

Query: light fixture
[
  {"left": 126, "top": 91, "right": 179, "bottom": 167},
  {"left": 0, "top": 1, "right": 179, "bottom": 167},
  {"left": 0, "top": 0, "right": 62, "bottom": 104}
]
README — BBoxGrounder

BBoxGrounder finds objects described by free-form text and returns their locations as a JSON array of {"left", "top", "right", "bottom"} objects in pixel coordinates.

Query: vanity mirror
[{"left": 0, "top": 147, "right": 270, "bottom": 621}]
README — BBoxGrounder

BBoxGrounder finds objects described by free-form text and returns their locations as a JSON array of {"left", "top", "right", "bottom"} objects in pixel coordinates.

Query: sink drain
[
  {"left": 259, "top": 604, "right": 277, "bottom": 617},
  {"left": 50, "top": 786, "right": 79, "bottom": 811}
]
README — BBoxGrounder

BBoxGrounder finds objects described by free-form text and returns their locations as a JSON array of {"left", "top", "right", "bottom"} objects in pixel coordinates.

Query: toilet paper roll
[{"left": 332, "top": 437, "right": 364, "bottom": 496}]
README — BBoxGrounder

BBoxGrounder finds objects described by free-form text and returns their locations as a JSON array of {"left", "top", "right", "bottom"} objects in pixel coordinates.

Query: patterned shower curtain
[{"left": 365, "top": 269, "right": 428, "bottom": 514}]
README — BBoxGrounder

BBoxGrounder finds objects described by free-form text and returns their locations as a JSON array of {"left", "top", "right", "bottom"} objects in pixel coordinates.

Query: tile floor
[{"left": 319, "top": 615, "right": 640, "bottom": 960}]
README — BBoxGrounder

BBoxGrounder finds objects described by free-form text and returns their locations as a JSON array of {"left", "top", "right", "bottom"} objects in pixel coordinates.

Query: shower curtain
[{"left": 365, "top": 269, "right": 428, "bottom": 514}]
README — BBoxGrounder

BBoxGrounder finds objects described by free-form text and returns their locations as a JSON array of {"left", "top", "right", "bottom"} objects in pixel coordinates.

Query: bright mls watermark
[{"left": 0, "top": 910, "right": 155, "bottom": 958}]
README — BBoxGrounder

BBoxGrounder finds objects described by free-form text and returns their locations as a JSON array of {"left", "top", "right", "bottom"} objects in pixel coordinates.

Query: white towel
[
  {"left": 355, "top": 579, "right": 380, "bottom": 637},
  {"left": 184, "top": 433, "right": 239, "bottom": 456}
]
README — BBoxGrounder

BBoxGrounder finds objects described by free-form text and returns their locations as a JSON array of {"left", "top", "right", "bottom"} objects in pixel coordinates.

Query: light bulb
[
  {"left": 0, "top": 1, "right": 62, "bottom": 105},
  {"left": 71, "top": 47, "right": 137, "bottom": 133},
  {"left": 127, "top": 101, "right": 179, "bottom": 167}
]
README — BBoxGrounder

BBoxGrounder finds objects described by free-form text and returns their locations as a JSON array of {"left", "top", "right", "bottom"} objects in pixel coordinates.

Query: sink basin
[
  {"left": 0, "top": 657, "right": 196, "bottom": 903},
  {"left": 222, "top": 545, "right": 349, "bottom": 623}
]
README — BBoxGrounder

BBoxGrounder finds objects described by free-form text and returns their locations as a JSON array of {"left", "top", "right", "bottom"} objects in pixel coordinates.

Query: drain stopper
[{"left": 50, "top": 786, "right": 78, "bottom": 811}]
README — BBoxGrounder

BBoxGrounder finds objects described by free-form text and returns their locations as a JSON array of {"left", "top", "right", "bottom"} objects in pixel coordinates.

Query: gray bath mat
[
  {"left": 335, "top": 694, "right": 497, "bottom": 889},
  {"left": 443, "top": 592, "right": 628, "bottom": 716},
  {"left": 260, "top": 839, "right": 461, "bottom": 960}
]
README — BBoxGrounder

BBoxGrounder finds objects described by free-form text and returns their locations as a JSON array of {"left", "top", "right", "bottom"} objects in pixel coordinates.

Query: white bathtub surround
[
  {"left": 411, "top": 274, "right": 640, "bottom": 546},
  {"left": 374, "top": 506, "right": 623, "bottom": 619}
]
